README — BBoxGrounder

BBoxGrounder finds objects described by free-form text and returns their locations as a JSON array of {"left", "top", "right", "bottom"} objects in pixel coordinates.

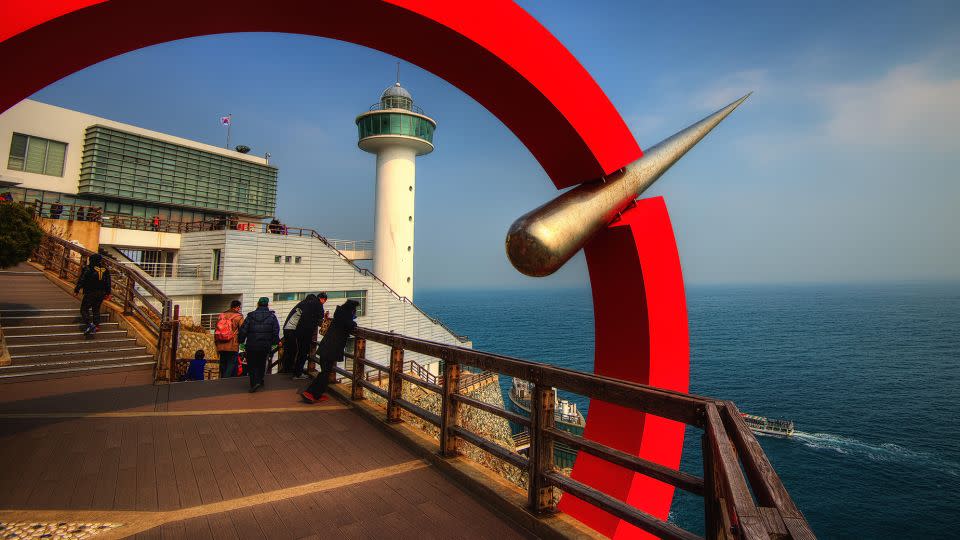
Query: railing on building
[
  {"left": 367, "top": 101, "right": 427, "bottom": 115},
  {"left": 326, "top": 327, "right": 815, "bottom": 540},
  {"left": 117, "top": 261, "right": 210, "bottom": 280},
  {"left": 326, "top": 239, "right": 374, "bottom": 253},
  {"left": 29, "top": 231, "right": 181, "bottom": 382}
]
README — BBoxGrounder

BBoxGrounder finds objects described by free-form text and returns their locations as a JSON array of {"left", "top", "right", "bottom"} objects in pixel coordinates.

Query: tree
[{"left": 0, "top": 203, "right": 43, "bottom": 269}]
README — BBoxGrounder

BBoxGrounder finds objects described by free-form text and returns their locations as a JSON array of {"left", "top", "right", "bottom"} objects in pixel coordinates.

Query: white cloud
[{"left": 817, "top": 64, "right": 960, "bottom": 149}]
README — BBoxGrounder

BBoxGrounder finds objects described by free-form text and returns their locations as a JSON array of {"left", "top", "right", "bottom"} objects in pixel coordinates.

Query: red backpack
[{"left": 215, "top": 312, "right": 238, "bottom": 342}]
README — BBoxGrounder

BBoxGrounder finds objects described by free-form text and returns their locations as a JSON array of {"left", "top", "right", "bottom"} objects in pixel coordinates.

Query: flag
[{"left": 220, "top": 115, "right": 231, "bottom": 126}]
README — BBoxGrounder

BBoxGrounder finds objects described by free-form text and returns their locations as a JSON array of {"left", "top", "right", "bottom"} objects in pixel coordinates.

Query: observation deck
[
  {"left": 356, "top": 83, "right": 436, "bottom": 156},
  {"left": 0, "top": 238, "right": 815, "bottom": 539}
]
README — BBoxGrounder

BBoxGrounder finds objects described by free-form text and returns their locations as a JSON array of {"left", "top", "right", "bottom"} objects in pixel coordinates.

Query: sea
[{"left": 416, "top": 283, "right": 960, "bottom": 539}]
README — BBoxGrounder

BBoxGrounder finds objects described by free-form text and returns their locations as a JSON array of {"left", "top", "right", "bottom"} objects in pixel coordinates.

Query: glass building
[{"left": 79, "top": 125, "right": 277, "bottom": 217}]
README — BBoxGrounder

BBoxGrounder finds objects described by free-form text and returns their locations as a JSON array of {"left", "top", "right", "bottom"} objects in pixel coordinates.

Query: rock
[
  {"left": 362, "top": 371, "right": 528, "bottom": 488},
  {"left": 175, "top": 330, "right": 221, "bottom": 379}
]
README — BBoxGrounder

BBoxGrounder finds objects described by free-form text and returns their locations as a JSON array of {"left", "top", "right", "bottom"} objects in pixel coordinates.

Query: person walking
[
  {"left": 291, "top": 293, "right": 326, "bottom": 380},
  {"left": 214, "top": 300, "right": 244, "bottom": 378},
  {"left": 238, "top": 297, "right": 279, "bottom": 392},
  {"left": 279, "top": 300, "right": 302, "bottom": 374},
  {"left": 301, "top": 299, "right": 358, "bottom": 404},
  {"left": 73, "top": 253, "right": 111, "bottom": 336},
  {"left": 280, "top": 294, "right": 322, "bottom": 377}
]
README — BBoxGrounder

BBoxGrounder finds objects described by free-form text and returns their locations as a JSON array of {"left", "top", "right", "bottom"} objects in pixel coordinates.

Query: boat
[
  {"left": 507, "top": 377, "right": 586, "bottom": 468},
  {"left": 742, "top": 413, "right": 795, "bottom": 437}
]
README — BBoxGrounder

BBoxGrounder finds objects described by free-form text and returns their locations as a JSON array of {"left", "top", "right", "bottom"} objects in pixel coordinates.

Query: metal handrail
[
  {"left": 333, "top": 327, "right": 815, "bottom": 540},
  {"left": 326, "top": 239, "right": 374, "bottom": 252},
  {"left": 116, "top": 261, "right": 210, "bottom": 279},
  {"left": 367, "top": 102, "right": 427, "bottom": 115}
]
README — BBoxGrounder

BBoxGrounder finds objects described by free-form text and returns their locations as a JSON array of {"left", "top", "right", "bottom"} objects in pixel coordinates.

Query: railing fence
[{"left": 331, "top": 327, "right": 814, "bottom": 540}]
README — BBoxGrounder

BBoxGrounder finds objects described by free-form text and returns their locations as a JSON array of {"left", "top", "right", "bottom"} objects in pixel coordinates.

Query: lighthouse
[{"left": 356, "top": 80, "right": 436, "bottom": 300}]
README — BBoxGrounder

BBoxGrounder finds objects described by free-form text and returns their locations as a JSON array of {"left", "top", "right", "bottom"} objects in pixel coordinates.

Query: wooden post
[
  {"left": 439, "top": 359, "right": 461, "bottom": 457},
  {"left": 386, "top": 346, "right": 404, "bottom": 423},
  {"left": 60, "top": 248, "right": 71, "bottom": 279},
  {"left": 169, "top": 304, "right": 180, "bottom": 382},
  {"left": 123, "top": 275, "right": 135, "bottom": 315},
  {"left": 528, "top": 383, "right": 556, "bottom": 514},
  {"left": 351, "top": 338, "right": 366, "bottom": 400},
  {"left": 703, "top": 433, "right": 720, "bottom": 540}
]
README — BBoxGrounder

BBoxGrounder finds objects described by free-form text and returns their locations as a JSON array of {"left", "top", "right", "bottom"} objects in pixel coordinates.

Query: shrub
[{"left": 0, "top": 203, "right": 43, "bottom": 269}]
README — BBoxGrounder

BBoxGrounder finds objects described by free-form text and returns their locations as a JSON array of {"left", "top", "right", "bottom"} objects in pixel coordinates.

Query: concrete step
[
  {"left": 4, "top": 328, "right": 126, "bottom": 343},
  {"left": 0, "top": 354, "right": 154, "bottom": 374},
  {"left": 0, "top": 312, "right": 113, "bottom": 326},
  {"left": 3, "top": 322, "right": 122, "bottom": 337},
  {"left": 10, "top": 346, "right": 149, "bottom": 364},
  {"left": 6, "top": 337, "right": 138, "bottom": 354},
  {"left": 0, "top": 308, "right": 78, "bottom": 318},
  {"left": 0, "top": 359, "right": 155, "bottom": 382}
]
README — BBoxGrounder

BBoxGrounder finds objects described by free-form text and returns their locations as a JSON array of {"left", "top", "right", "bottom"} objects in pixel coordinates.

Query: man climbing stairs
[{"left": 0, "top": 264, "right": 155, "bottom": 382}]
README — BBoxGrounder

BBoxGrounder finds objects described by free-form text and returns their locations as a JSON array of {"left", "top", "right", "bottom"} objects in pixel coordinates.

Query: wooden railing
[
  {"left": 341, "top": 356, "right": 495, "bottom": 392},
  {"left": 332, "top": 327, "right": 814, "bottom": 540},
  {"left": 30, "top": 232, "right": 181, "bottom": 382}
]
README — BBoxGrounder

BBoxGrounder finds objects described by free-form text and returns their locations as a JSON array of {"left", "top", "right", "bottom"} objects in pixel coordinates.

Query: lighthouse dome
[{"left": 380, "top": 83, "right": 414, "bottom": 110}]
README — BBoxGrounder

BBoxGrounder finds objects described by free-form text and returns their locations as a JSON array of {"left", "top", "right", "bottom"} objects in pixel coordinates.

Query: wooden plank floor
[{"left": 0, "top": 370, "right": 530, "bottom": 539}]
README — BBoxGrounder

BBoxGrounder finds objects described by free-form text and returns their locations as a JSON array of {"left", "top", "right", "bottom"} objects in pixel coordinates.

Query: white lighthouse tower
[{"left": 355, "top": 81, "right": 436, "bottom": 300}]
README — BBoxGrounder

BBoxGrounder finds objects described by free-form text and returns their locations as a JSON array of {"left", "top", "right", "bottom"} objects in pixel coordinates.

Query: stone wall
[{"left": 175, "top": 320, "right": 220, "bottom": 379}]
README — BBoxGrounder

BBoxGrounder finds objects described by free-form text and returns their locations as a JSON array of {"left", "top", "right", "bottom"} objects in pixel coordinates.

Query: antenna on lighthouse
[{"left": 396, "top": 61, "right": 401, "bottom": 85}]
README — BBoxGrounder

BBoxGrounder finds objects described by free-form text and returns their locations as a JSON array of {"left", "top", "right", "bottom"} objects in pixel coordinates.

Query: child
[{"left": 186, "top": 349, "right": 207, "bottom": 381}]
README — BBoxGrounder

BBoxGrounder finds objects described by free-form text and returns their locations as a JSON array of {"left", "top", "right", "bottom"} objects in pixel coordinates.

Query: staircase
[{"left": 0, "top": 264, "right": 155, "bottom": 382}]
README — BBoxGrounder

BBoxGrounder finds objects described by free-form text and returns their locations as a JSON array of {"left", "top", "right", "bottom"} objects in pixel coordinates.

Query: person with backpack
[
  {"left": 238, "top": 297, "right": 280, "bottom": 392},
  {"left": 73, "top": 253, "right": 111, "bottom": 336},
  {"left": 214, "top": 300, "right": 244, "bottom": 378}
]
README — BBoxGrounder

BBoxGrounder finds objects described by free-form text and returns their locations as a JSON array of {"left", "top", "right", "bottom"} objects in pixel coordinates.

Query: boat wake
[{"left": 792, "top": 432, "right": 959, "bottom": 476}]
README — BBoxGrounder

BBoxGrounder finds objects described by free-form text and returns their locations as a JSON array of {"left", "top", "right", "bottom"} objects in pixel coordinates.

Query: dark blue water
[{"left": 417, "top": 284, "right": 960, "bottom": 539}]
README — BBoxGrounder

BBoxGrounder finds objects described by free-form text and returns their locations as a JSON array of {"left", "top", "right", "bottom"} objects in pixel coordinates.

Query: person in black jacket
[
  {"left": 74, "top": 253, "right": 111, "bottom": 336},
  {"left": 238, "top": 297, "right": 280, "bottom": 392},
  {"left": 301, "top": 299, "right": 358, "bottom": 403},
  {"left": 279, "top": 295, "right": 310, "bottom": 374},
  {"left": 291, "top": 294, "right": 326, "bottom": 380}
]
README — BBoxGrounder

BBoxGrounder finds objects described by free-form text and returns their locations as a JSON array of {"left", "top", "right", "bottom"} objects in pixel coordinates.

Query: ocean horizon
[{"left": 416, "top": 282, "right": 960, "bottom": 539}]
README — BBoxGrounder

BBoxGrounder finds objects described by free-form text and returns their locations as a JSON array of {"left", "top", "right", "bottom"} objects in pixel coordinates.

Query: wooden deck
[
  {"left": 0, "top": 261, "right": 531, "bottom": 540},
  {"left": 0, "top": 372, "right": 530, "bottom": 539}
]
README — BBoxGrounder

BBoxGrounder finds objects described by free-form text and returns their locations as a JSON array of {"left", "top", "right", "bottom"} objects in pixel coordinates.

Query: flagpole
[{"left": 226, "top": 114, "right": 232, "bottom": 149}]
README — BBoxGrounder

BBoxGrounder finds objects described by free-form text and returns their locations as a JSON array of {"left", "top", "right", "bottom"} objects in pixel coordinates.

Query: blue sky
[{"left": 29, "top": 1, "right": 960, "bottom": 288}]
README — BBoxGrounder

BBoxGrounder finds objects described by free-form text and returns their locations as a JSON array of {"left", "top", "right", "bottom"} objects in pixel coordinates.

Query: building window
[
  {"left": 8, "top": 133, "right": 67, "bottom": 177},
  {"left": 211, "top": 249, "right": 222, "bottom": 280},
  {"left": 295, "top": 256, "right": 302, "bottom": 264},
  {"left": 324, "top": 290, "right": 368, "bottom": 316},
  {"left": 285, "top": 255, "right": 292, "bottom": 263},
  {"left": 274, "top": 255, "right": 281, "bottom": 264},
  {"left": 271, "top": 290, "right": 367, "bottom": 316}
]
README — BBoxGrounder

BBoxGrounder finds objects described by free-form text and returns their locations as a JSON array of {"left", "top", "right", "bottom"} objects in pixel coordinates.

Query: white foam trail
[{"left": 791, "top": 431, "right": 959, "bottom": 476}]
